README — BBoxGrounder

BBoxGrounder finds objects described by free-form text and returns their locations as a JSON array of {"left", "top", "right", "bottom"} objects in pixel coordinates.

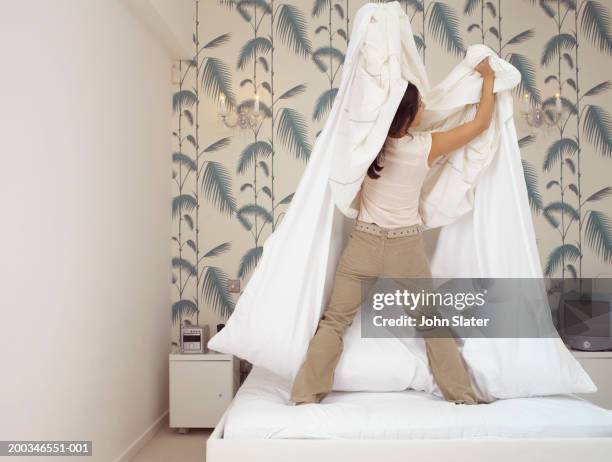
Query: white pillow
[
  {"left": 462, "top": 338, "right": 597, "bottom": 402},
  {"left": 332, "top": 311, "right": 436, "bottom": 394}
]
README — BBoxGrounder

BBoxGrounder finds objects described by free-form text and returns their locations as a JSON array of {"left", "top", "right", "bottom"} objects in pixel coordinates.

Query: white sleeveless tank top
[{"left": 357, "top": 132, "right": 432, "bottom": 228}]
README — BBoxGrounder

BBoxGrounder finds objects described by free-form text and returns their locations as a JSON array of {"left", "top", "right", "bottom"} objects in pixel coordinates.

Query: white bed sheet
[{"left": 223, "top": 366, "right": 612, "bottom": 440}]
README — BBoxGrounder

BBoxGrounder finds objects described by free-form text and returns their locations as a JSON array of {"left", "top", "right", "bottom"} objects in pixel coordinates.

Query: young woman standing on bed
[{"left": 290, "top": 57, "right": 496, "bottom": 406}]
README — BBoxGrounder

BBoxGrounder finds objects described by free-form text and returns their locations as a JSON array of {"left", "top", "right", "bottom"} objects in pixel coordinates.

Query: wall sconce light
[
  {"left": 217, "top": 91, "right": 262, "bottom": 131},
  {"left": 520, "top": 91, "right": 564, "bottom": 132}
]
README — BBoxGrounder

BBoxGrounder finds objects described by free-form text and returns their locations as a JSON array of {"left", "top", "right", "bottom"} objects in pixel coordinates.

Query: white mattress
[{"left": 223, "top": 366, "right": 612, "bottom": 440}]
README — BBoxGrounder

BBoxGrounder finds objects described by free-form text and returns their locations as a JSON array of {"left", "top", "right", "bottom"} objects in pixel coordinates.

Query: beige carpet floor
[{"left": 132, "top": 426, "right": 213, "bottom": 462}]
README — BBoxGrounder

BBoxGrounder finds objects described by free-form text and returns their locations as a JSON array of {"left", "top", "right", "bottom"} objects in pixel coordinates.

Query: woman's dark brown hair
[{"left": 367, "top": 82, "right": 421, "bottom": 179}]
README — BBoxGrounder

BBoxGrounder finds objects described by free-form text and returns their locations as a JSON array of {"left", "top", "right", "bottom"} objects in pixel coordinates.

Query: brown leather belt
[{"left": 354, "top": 219, "right": 422, "bottom": 238}]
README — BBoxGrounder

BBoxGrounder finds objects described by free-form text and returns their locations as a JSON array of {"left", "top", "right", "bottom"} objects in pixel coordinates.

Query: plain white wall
[{"left": 0, "top": 1, "right": 172, "bottom": 460}]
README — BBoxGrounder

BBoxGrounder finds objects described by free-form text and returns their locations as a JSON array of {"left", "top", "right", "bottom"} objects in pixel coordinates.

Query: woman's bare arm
[{"left": 427, "top": 59, "right": 496, "bottom": 168}]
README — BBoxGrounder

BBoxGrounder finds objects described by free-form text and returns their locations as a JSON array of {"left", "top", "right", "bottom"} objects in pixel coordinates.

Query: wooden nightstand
[
  {"left": 169, "top": 353, "right": 240, "bottom": 432},
  {"left": 573, "top": 350, "right": 612, "bottom": 410}
]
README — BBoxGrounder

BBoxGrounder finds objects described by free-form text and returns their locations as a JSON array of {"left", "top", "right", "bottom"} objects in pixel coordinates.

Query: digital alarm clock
[{"left": 180, "top": 324, "right": 210, "bottom": 354}]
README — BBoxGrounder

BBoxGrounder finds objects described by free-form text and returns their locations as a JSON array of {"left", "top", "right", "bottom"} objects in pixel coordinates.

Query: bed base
[{"left": 207, "top": 407, "right": 612, "bottom": 462}]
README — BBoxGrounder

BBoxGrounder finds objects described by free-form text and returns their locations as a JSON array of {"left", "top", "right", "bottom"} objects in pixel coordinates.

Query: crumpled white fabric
[
  {"left": 209, "top": 1, "right": 596, "bottom": 400},
  {"left": 328, "top": 6, "right": 521, "bottom": 228}
]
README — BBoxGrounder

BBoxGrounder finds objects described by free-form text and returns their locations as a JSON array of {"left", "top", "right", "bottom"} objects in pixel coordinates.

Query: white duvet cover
[
  {"left": 208, "top": 1, "right": 596, "bottom": 401},
  {"left": 223, "top": 367, "right": 612, "bottom": 440}
]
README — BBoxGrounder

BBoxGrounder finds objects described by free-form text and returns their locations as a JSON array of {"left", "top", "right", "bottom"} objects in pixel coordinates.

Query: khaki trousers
[{"left": 290, "top": 220, "right": 480, "bottom": 405}]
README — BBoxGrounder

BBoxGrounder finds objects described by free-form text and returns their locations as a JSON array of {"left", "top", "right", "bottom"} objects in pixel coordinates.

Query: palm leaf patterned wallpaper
[{"left": 171, "top": 0, "right": 612, "bottom": 342}]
